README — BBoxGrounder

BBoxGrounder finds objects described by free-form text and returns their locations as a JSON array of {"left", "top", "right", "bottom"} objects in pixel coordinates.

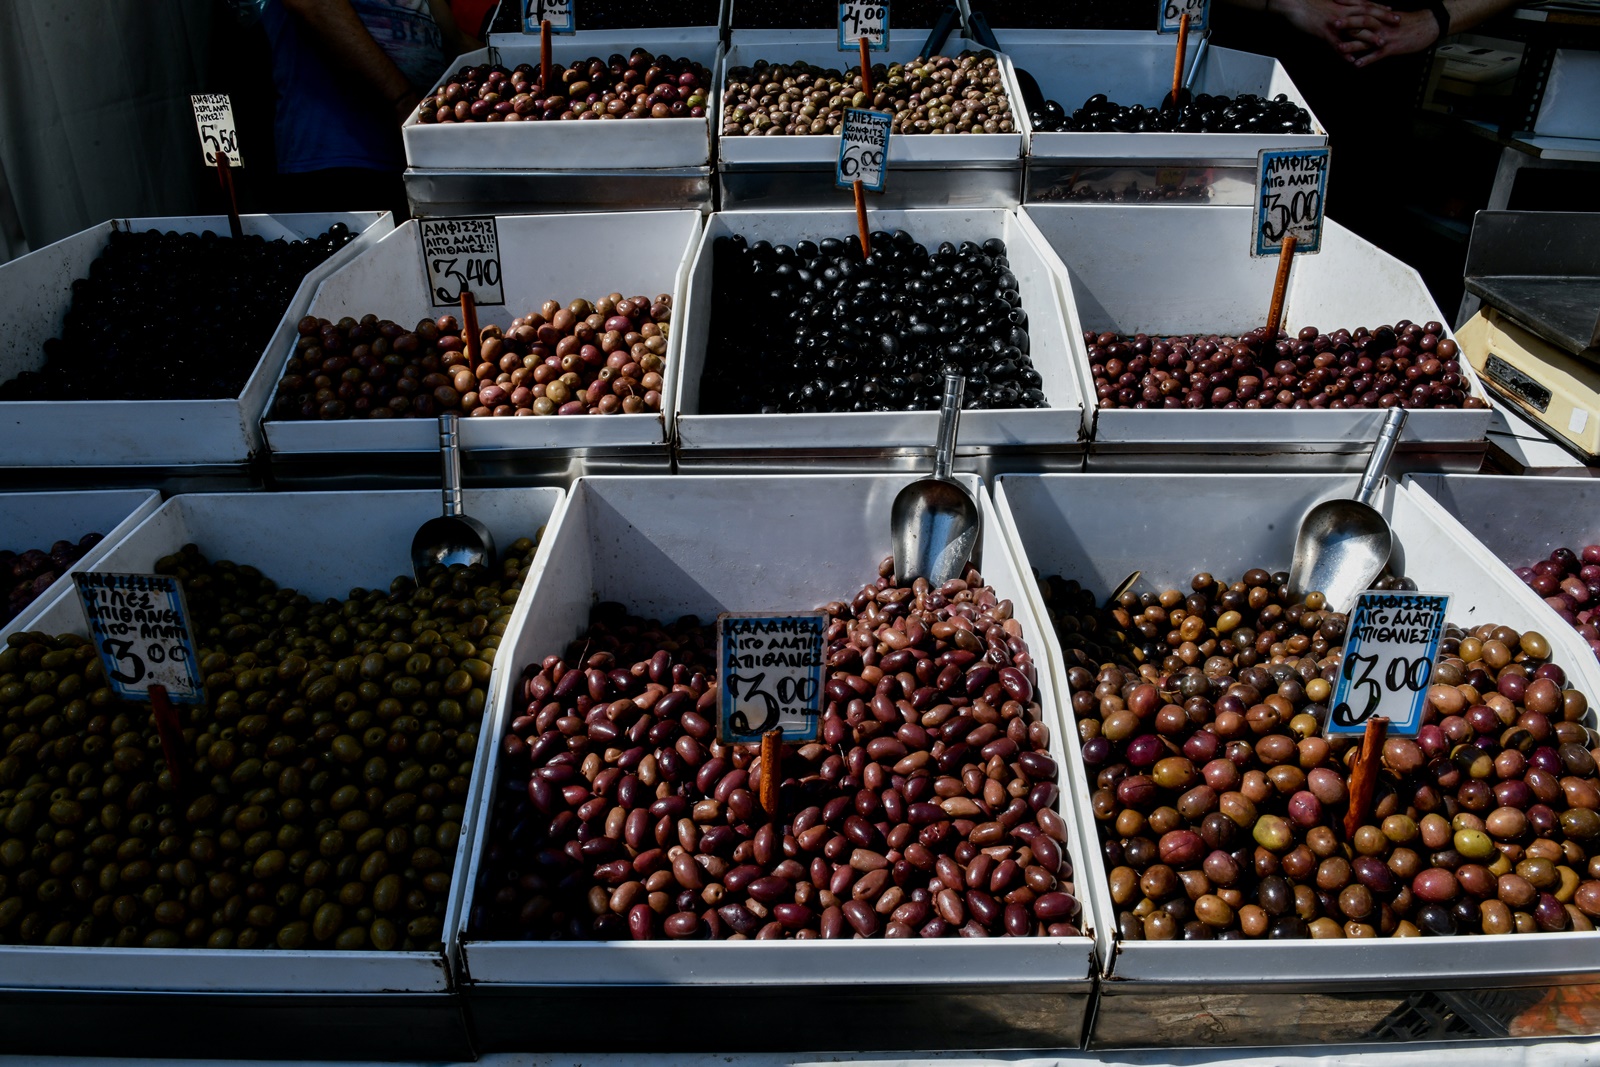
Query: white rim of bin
[
  {"left": 3, "top": 487, "right": 563, "bottom": 993},
  {"left": 0, "top": 490, "right": 164, "bottom": 640},
  {"left": 0, "top": 213, "right": 392, "bottom": 469},
  {"left": 450, "top": 473, "right": 1097, "bottom": 987},
  {"left": 716, "top": 32, "right": 1030, "bottom": 165},
  {"left": 672, "top": 206, "right": 1087, "bottom": 452},
  {"left": 261, "top": 211, "right": 702, "bottom": 455},
  {"left": 992, "top": 472, "right": 1600, "bottom": 983},
  {"left": 1013, "top": 203, "right": 1497, "bottom": 447}
]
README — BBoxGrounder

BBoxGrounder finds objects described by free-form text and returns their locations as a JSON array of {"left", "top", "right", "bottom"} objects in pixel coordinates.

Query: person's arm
[
  {"left": 282, "top": 0, "right": 421, "bottom": 121},
  {"left": 425, "top": 0, "right": 483, "bottom": 59},
  {"left": 1221, "top": 0, "right": 1402, "bottom": 52},
  {"left": 1339, "top": 0, "right": 1520, "bottom": 66}
]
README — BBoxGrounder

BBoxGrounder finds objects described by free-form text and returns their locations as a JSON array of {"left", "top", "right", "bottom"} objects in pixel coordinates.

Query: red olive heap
[
  {"left": 1515, "top": 546, "right": 1600, "bottom": 661},
  {"left": 0, "top": 534, "right": 103, "bottom": 626},
  {"left": 415, "top": 51, "right": 710, "bottom": 124}
]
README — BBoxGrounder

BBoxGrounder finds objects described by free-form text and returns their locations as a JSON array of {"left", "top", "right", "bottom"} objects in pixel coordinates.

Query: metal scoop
[
  {"left": 891, "top": 372, "right": 981, "bottom": 585},
  {"left": 410, "top": 412, "right": 495, "bottom": 580},
  {"left": 1287, "top": 407, "right": 1409, "bottom": 613}
]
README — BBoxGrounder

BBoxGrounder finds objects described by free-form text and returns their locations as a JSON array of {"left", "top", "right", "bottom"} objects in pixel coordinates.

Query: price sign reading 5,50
[
  {"left": 837, "top": 108, "right": 893, "bottom": 192},
  {"left": 418, "top": 216, "right": 506, "bottom": 307},
  {"left": 1254, "top": 146, "right": 1330, "bottom": 257},
  {"left": 839, "top": 1, "right": 890, "bottom": 51},
  {"left": 1158, "top": 0, "right": 1209, "bottom": 33},
  {"left": 190, "top": 94, "right": 243, "bottom": 167},
  {"left": 1326, "top": 591, "right": 1450, "bottom": 737}
]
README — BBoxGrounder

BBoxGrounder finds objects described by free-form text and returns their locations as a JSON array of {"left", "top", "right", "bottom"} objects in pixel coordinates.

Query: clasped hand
[{"left": 1277, "top": 0, "right": 1440, "bottom": 67}]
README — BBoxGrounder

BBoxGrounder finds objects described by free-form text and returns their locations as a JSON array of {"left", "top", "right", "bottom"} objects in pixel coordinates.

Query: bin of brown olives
[
  {"left": 0, "top": 212, "right": 391, "bottom": 473},
  {"left": 992, "top": 472, "right": 1600, "bottom": 1049},
  {"left": 0, "top": 490, "right": 160, "bottom": 638},
  {"left": 0, "top": 487, "right": 561, "bottom": 1058},
  {"left": 1018, "top": 203, "right": 1497, "bottom": 470},
  {"left": 672, "top": 207, "right": 1085, "bottom": 474},
  {"left": 450, "top": 474, "right": 1097, "bottom": 1051},
  {"left": 717, "top": 32, "right": 1029, "bottom": 208},
  {"left": 261, "top": 210, "right": 700, "bottom": 481}
]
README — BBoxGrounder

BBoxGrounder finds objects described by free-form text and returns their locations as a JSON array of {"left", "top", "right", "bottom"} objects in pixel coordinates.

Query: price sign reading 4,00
[
  {"left": 1326, "top": 591, "right": 1450, "bottom": 737},
  {"left": 837, "top": 108, "right": 892, "bottom": 192},
  {"left": 839, "top": 2, "right": 890, "bottom": 50},
  {"left": 1254, "top": 146, "right": 1330, "bottom": 257},
  {"left": 419, "top": 216, "right": 505, "bottom": 307},
  {"left": 1158, "top": 0, "right": 1209, "bottom": 33},
  {"left": 190, "top": 94, "right": 242, "bottom": 167},
  {"left": 523, "top": 0, "right": 575, "bottom": 33},
  {"left": 716, "top": 613, "right": 826, "bottom": 744},
  {"left": 73, "top": 573, "right": 204, "bottom": 704}
]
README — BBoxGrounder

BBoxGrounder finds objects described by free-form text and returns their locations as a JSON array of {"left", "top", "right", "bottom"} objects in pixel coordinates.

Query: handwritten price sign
[
  {"left": 1254, "top": 146, "right": 1330, "bottom": 257},
  {"left": 419, "top": 216, "right": 505, "bottom": 307},
  {"left": 840, "top": 1, "right": 890, "bottom": 50},
  {"left": 191, "top": 94, "right": 242, "bottom": 167},
  {"left": 1326, "top": 591, "right": 1450, "bottom": 737},
  {"left": 837, "top": 108, "right": 892, "bottom": 192},
  {"left": 716, "top": 614, "right": 826, "bottom": 744},
  {"left": 523, "top": 0, "right": 575, "bottom": 33},
  {"left": 74, "top": 573, "right": 204, "bottom": 704},
  {"left": 1158, "top": 0, "right": 1209, "bottom": 33}
]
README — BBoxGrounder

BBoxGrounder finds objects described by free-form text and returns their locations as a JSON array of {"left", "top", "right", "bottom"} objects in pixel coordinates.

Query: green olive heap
[{"left": 0, "top": 538, "right": 539, "bottom": 950}]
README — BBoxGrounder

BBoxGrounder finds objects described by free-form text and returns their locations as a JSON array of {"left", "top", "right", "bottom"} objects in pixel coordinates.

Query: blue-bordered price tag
[
  {"left": 1253, "top": 146, "right": 1330, "bottom": 257},
  {"left": 716, "top": 613, "right": 826, "bottom": 744},
  {"left": 73, "top": 573, "right": 204, "bottom": 704},
  {"left": 419, "top": 216, "right": 505, "bottom": 307},
  {"left": 1158, "top": 0, "right": 1208, "bottom": 33},
  {"left": 523, "top": 0, "right": 575, "bottom": 33},
  {"left": 837, "top": 108, "right": 892, "bottom": 192},
  {"left": 1326, "top": 591, "right": 1450, "bottom": 737},
  {"left": 840, "top": 1, "right": 889, "bottom": 50}
]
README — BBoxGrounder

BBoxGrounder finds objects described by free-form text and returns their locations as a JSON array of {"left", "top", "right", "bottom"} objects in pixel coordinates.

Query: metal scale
[{"left": 1460, "top": 210, "right": 1600, "bottom": 460}]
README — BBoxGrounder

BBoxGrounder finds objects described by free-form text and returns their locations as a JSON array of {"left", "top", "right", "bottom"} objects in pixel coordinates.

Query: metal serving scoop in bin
[
  {"left": 410, "top": 412, "right": 495, "bottom": 581},
  {"left": 891, "top": 372, "right": 981, "bottom": 586}
]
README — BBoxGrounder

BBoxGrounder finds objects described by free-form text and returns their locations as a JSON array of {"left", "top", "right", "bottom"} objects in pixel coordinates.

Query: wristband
[{"left": 1426, "top": 0, "right": 1450, "bottom": 40}]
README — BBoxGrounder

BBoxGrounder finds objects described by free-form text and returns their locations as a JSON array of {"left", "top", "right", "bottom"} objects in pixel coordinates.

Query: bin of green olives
[
  {"left": 0, "top": 487, "right": 560, "bottom": 1059},
  {"left": 0, "top": 212, "right": 391, "bottom": 473},
  {"left": 992, "top": 472, "right": 1600, "bottom": 1049},
  {"left": 450, "top": 474, "right": 1097, "bottom": 1051}
]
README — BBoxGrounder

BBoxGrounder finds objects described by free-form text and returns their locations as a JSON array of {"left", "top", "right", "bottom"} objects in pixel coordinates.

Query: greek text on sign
[
  {"left": 191, "top": 94, "right": 243, "bottom": 167},
  {"left": 1158, "top": 0, "right": 1209, "bottom": 33},
  {"left": 1326, "top": 591, "right": 1450, "bottom": 737},
  {"left": 523, "top": 0, "right": 575, "bottom": 32},
  {"left": 839, "top": 2, "right": 890, "bottom": 50},
  {"left": 837, "top": 109, "right": 892, "bottom": 192},
  {"left": 74, "top": 573, "right": 204, "bottom": 705},
  {"left": 419, "top": 216, "right": 505, "bottom": 307},
  {"left": 1254, "top": 146, "right": 1330, "bottom": 257},
  {"left": 716, "top": 613, "right": 826, "bottom": 744}
]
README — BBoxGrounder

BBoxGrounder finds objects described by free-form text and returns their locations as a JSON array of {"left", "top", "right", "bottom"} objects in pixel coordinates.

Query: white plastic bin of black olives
[
  {"left": 1018, "top": 203, "right": 1496, "bottom": 469},
  {"left": 672, "top": 207, "right": 1085, "bottom": 467},
  {"left": 0, "top": 212, "right": 391, "bottom": 471},
  {"left": 717, "top": 32, "right": 1028, "bottom": 207},
  {"left": 0, "top": 489, "right": 161, "bottom": 639},
  {"left": 3, "top": 486, "right": 562, "bottom": 1060},
  {"left": 991, "top": 472, "right": 1600, "bottom": 1050},
  {"left": 261, "top": 210, "right": 701, "bottom": 464},
  {"left": 403, "top": 30, "right": 722, "bottom": 172},
  {"left": 450, "top": 474, "right": 1097, "bottom": 1052}
]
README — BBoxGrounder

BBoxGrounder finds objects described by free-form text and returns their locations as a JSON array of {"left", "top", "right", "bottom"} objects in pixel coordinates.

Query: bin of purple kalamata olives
[
  {"left": 994, "top": 472, "right": 1600, "bottom": 1050},
  {"left": 1019, "top": 203, "right": 1497, "bottom": 469},
  {"left": 448, "top": 475, "right": 1097, "bottom": 1052},
  {"left": 0, "top": 490, "right": 159, "bottom": 637}
]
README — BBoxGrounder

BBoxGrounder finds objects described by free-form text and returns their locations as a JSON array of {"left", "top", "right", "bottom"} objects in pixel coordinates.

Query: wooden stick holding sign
[
  {"left": 1344, "top": 716, "right": 1387, "bottom": 838},
  {"left": 759, "top": 729, "right": 782, "bottom": 820},
  {"left": 214, "top": 153, "right": 243, "bottom": 240},
  {"left": 460, "top": 289, "right": 481, "bottom": 365},
  {"left": 1169, "top": 13, "right": 1189, "bottom": 107},
  {"left": 542, "top": 20, "right": 553, "bottom": 96},
  {"left": 854, "top": 38, "right": 874, "bottom": 259},
  {"left": 148, "top": 685, "right": 186, "bottom": 789},
  {"left": 1266, "top": 233, "right": 1297, "bottom": 338}
]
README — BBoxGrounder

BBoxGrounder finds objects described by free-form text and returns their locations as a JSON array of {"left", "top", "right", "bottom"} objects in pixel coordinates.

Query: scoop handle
[
  {"left": 1355, "top": 406, "right": 1408, "bottom": 507},
  {"left": 1184, "top": 30, "right": 1210, "bottom": 93},
  {"left": 439, "top": 412, "right": 464, "bottom": 518},
  {"left": 934, "top": 372, "right": 965, "bottom": 482}
]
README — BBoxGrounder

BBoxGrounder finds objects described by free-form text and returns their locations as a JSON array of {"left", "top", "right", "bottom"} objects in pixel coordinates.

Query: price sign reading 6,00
[
  {"left": 418, "top": 216, "right": 506, "bottom": 307},
  {"left": 839, "top": 1, "right": 890, "bottom": 50},
  {"left": 1326, "top": 591, "right": 1450, "bottom": 737},
  {"left": 837, "top": 108, "right": 893, "bottom": 193},
  {"left": 73, "top": 572, "right": 204, "bottom": 705},
  {"left": 1254, "top": 146, "right": 1331, "bottom": 257},
  {"left": 716, "top": 613, "right": 826, "bottom": 744},
  {"left": 1158, "top": 0, "right": 1209, "bottom": 33}
]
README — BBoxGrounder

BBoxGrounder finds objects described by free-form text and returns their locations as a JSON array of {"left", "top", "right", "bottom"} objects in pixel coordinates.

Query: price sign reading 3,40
[
  {"left": 1326, "top": 591, "right": 1450, "bottom": 737},
  {"left": 1158, "top": 0, "right": 1209, "bottom": 33},
  {"left": 1254, "top": 146, "right": 1330, "bottom": 257},
  {"left": 190, "top": 94, "right": 243, "bottom": 167},
  {"left": 523, "top": 0, "right": 575, "bottom": 33},
  {"left": 837, "top": 108, "right": 892, "bottom": 192},
  {"left": 716, "top": 613, "right": 826, "bottom": 744},
  {"left": 74, "top": 573, "right": 204, "bottom": 704},
  {"left": 418, "top": 216, "right": 506, "bottom": 307},
  {"left": 839, "top": 1, "right": 889, "bottom": 50}
]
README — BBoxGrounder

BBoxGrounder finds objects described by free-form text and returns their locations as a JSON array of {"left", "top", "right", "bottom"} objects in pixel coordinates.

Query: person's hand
[
  {"left": 1338, "top": 8, "right": 1443, "bottom": 66},
  {"left": 1272, "top": 0, "right": 1401, "bottom": 50}
]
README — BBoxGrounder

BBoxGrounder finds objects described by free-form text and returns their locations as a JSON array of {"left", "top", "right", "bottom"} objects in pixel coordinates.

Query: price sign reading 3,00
[
  {"left": 1326, "top": 591, "right": 1450, "bottom": 737},
  {"left": 418, "top": 216, "right": 506, "bottom": 307},
  {"left": 1158, "top": 0, "right": 1209, "bottom": 33},
  {"left": 73, "top": 573, "right": 204, "bottom": 705},
  {"left": 716, "top": 613, "right": 826, "bottom": 744},
  {"left": 837, "top": 108, "right": 893, "bottom": 192},
  {"left": 523, "top": 0, "right": 575, "bottom": 33},
  {"left": 839, "top": 2, "right": 890, "bottom": 50},
  {"left": 1254, "top": 146, "right": 1330, "bottom": 257}
]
